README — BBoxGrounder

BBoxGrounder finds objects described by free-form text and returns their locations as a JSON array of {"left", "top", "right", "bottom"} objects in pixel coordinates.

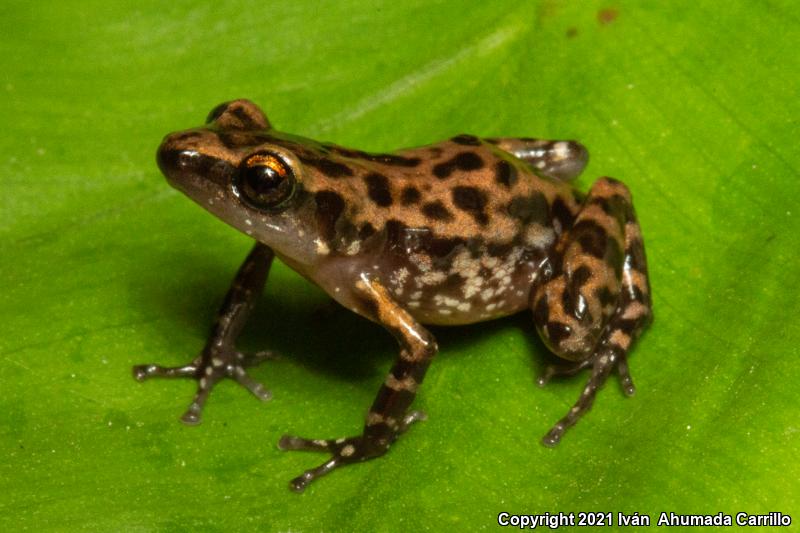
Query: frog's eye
[{"left": 235, "top": 152, "right": 296, "bottom": 210}]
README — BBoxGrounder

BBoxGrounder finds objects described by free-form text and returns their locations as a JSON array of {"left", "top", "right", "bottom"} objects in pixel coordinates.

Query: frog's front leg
[
  {"left": 531, "top": 177, "right": 652, "bottom": 446},
  {"left": 133, "top": 243, "right": 275, "bottom": 424},
  {"left": 278, "top": 276, "right": 437, "bottom": 492}
]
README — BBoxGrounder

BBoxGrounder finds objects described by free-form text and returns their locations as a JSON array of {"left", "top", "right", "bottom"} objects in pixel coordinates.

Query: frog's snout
[
  {"left": 156, "top": 131, "right": 235, "bottom": 195},
  {"left": 157, "top": 131, "right": 199, "bottom": 184}
]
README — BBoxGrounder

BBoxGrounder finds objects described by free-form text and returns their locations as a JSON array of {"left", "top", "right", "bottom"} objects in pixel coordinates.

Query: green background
[{"left": 2, "top": 1, "right": 798, "bottom": 531}]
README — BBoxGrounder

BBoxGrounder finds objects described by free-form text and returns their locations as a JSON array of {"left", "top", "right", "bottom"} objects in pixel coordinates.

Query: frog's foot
[
  {"left": 540, "top": 349, "right": 637, "bottom": 447},
  {"left": 278, "top": 411, "right": 426, "bottom": 493},
  {"left": 132, "top": 349, "right": 275, "bottom": 425}
]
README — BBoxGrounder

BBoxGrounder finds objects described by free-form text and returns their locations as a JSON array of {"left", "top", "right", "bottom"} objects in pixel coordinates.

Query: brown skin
[{"left": 134, "top": 99, "right": 652, "bottom": 491}]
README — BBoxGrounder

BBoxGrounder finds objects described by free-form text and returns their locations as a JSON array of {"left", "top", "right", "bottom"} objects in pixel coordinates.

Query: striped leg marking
[
  {"left": 133, "top": 243, "right": 276, "bottom": 425},
  {"left": 278, "top": 276, "right": 437, "bottom": 492}
]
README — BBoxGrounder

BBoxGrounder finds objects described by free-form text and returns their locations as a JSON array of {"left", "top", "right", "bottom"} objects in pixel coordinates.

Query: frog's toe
[
  {"left": 232, "top": 366, "right": 273, "bottom": 401},
  {"left": 616, "top": 354, "right": 636, "bottom": 396},
  {"left": 536, "top": 358, "right": 593, "bottom": 387},
  {"left": 278, "top": 411, "right": 426, "bottom": 492},
  {"left": 132, "top": 348, "right": 275, "bottom": 424},
  {"left": 540, "top": 349, "right": 632, "bottom": 447},
  {"left": 278, "top": 434, "right": 348, "bottom": 452},
  {"left": 132, "top": 359, "right": 201, "bottom": 381},
  {"left": 179, "top": 363, "right": 272, "bottom": 425},
  {"left": 278, "top": 434, "right": 364, "bottom": 492}
]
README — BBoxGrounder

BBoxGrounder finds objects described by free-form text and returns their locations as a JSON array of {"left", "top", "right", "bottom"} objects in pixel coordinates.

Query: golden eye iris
[
  {"left": 237, "top": 152, "right": 296, "bottom": 210},
  {"left": 246, "top": 154, "right": 287, "bottom": 176}
]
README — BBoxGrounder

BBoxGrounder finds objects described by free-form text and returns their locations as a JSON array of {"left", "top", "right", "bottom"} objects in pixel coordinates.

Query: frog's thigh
[
  {"left": 531, "top": 177, "right": 653, "bottom": 445},
  {"left": 355, "top": 277, "right": 438, "bottom": 443},
  {"left": 491, "top": 137, "right": 589, "bottom": 182},
  {"left": 532, "top": 177, "right": 630, "bottom": 360}
]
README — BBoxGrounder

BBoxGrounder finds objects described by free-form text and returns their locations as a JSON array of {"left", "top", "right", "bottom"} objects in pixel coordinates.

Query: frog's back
[
  {"left": 283, "top": 134, "right": 584, "bottom": 325},
  {"left": 275, "top": 134, "right": 583, "bottom": 248}
]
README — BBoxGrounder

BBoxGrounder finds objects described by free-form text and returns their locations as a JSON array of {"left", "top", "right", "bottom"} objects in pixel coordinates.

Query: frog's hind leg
[
  {"left": 132, "top": 243, "right": 276, "bottom": 425},
  {"left": 278, "top": 276, "right": 436, "bottom": 492},
  {"left": 530, "top": 177, "right": 652, "bottom": 446},
  {"left": 489, "top": 138, "right": 589, "bottom": 182}
]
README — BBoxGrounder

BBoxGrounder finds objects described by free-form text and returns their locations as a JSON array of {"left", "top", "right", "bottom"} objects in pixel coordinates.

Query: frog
[{"left": 133, "top": 99, "right": 653, "bottom": 492}]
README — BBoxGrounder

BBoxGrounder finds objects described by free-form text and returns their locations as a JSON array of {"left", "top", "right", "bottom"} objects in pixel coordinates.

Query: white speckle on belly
[
  {"left": 346, "top": 240, "right": 361, "bottom": 255},
  {"left": 463, "top": 276, "right": 484, "bottom": 299},
  {"left": 390, "top": 267, "right": 410, "bottom": 287},
  {"left": 314, "top": 238, "right": 329, "bottom": 255},
  {"left": 420, "top": 270, "right": 446, "bottom": 285}
]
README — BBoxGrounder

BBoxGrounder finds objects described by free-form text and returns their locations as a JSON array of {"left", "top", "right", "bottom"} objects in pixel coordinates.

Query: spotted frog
[{"left": 134, "top": 100, "right": 653, "bottom": 492}]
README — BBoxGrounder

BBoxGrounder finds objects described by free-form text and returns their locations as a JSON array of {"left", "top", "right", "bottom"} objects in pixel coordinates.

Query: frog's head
[{"left": 156, "top": 99, "right": 324, "bottom": 265}]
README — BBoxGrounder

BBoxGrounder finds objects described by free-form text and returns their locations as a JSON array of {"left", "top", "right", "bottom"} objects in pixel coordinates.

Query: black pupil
[{"left": 240, "top": 161, "right": 292, "bottom": 208}]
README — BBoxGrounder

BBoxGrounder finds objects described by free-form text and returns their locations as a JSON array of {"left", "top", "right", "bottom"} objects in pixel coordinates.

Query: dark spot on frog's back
[
  {"left": 359, "top": 222, "right": 376, "bottom": 240},
  {"left": 329, "top": 146, "right": 369, "bottom": 159},
  {"left": 400, "top": 186, "right": 421, "bottom": 205},
  {"left": 433, "top": 152, "right": 484, "bottom": 179},
  {"left": 364, "top": 173, "right": 393, "bottom": 207},
  {"left": 495, "top": 160, "right": 517, "bottom": 188},
  {"left": 314, "top": 190, "right": 345, "bottom": 241},
  {"left": 317, "top": 147, "right": 421, "bottom": 168},
  {"left": 451, "top": 134, "right": 482, "bottom": 146},
  {"left": 424, "top": 234, "right": 465, "bottom": 259},
  {"left": 451, "top": 186, "right": 489, "bottom": 225},
  {"left": 506, "top": 193, "right": 549, "bottom": 225},
  {"left": 298, "top": 155, "right": 353, "bottom": 178},
  {"left": 421, "top": 201, "right": 453, "bottom": 221}
]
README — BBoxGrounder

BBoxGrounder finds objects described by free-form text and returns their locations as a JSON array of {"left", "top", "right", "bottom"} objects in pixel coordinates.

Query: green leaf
[{"left": 2, "top": 1, "right": 798, "bottom": 530}]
